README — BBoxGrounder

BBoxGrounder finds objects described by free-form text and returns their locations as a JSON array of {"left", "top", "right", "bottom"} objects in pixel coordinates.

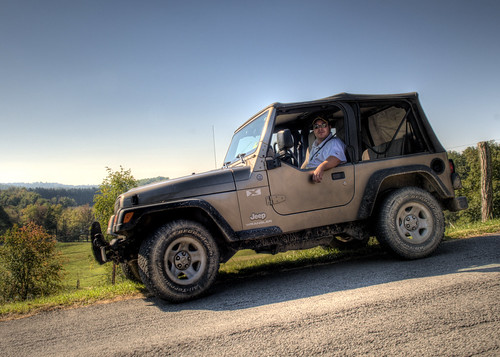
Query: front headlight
[{"left": 107, "top": 215, "right": 116, "bottom": 234}]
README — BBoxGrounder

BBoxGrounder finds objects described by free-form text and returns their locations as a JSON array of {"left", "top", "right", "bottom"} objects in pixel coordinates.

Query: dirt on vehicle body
[{"left": 91, "top": 92, "right": 468, "bottom": 302}]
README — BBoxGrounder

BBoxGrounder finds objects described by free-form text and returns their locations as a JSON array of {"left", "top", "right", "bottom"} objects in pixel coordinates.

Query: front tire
[
  {"left": 138, "top": 220, "right": 220, "bottom": 302},
  {"left": 376, "top": 187, "right": 444, "bottom": 259}
]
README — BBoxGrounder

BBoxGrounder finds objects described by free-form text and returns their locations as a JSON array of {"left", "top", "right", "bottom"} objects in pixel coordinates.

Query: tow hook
[{"left": 91, "top": 222, "right": 109, "bottom": 265}]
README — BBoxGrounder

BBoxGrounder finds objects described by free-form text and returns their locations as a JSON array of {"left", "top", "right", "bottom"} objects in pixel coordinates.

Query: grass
[
  {"left": 218, "top": 238, "right": 382, "bottom": 277},
  {"left": 445, "top": 219, "right": 500, "bottom": 239},
  {"left": 1, "top": 219, "right": 499, "bottom": 320},
  {"left": 0, "top": 282, "right": 144, "bottom": 319},
  {"left": 58, "top": 242, "right": 108, "bottom": 289}
]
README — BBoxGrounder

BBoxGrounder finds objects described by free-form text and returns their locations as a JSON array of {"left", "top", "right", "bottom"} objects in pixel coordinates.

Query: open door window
[
  {"left": 269, "top": 104, "right": 348, "bottom": 169},
  {"left": 266, "top": 104, "right": 354, "bottom": 215}
]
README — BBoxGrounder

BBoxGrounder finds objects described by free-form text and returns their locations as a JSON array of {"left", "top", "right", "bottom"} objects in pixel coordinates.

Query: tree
[
  {"left": 447, "top": 141, "right": 500, "bottom": 224},
  {"left": 0, "top": 205, "right": 12, "bottom": 234},
  {"left": 76, "top": 205, "right": 95, "bottom": 241},
  {"left": 478, "top": 141, "right": 493, "bottom": 221},
  {"left": 0, "top": 187, "right": 41, "bottom": 207},
  {"left": 93, "top": 167, "right": 138, "bottom": 234},
  {"left": 0, "top": 223, "right": 64, "bottom": 301},
  {"left": 93, "top": 167, "right": 138, "bottom": 283},
  {"left": 20, "top": 203, "right": 61, "bottom": 235},
  {"left": 57, "top": 205, "right": 94, "bottom": 242}
]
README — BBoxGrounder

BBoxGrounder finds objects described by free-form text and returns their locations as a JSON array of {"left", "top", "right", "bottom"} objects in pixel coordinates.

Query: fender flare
[
  {"left": 357, "top": 164, "right": 452, "bottom": 220},
  {"left": 115, "top": 198, "right": 238, "bottom": 242}
]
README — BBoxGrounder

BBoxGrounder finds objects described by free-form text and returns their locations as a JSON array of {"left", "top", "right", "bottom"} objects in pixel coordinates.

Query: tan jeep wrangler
[{"left": 91, "top": 92, "right": 468, "bottom": 302}]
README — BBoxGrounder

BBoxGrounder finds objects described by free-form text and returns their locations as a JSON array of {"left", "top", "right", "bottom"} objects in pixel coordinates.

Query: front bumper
[{"left": 91, "top": 221, "right": 132, "bottom": 264}]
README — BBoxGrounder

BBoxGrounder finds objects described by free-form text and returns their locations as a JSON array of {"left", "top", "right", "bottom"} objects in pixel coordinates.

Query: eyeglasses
[{"left": 313, "top": 123, "right": 328, "bottom": 130}]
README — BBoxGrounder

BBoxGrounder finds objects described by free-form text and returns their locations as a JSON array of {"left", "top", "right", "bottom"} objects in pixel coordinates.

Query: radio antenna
[{"left": 212, "top": 125, "right": 217, "bottom": 169}]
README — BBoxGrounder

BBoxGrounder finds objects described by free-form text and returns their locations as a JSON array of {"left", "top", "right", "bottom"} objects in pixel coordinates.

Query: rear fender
[{"left": 357, "top": 165, "right": 452, "bottom": 219}]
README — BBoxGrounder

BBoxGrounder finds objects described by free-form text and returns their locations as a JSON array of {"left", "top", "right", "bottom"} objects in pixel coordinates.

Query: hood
[{"left": 117, "top": 166, "right": 251, "bottom": 209}]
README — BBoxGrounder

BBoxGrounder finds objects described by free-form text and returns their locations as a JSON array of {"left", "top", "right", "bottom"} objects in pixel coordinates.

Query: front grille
[{"left": 114, "top": 197, "right": 121, "bottom": 214}]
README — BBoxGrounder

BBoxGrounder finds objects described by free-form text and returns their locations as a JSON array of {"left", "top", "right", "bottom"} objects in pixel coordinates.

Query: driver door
[{"left": 266, "top": 162, "right": 355, "bottom": 215}]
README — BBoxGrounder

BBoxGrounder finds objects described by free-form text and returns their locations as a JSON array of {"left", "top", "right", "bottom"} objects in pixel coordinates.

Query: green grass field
[
  {"left": 1, "top": 219, "right": 499, "bottom": 319},
  {"left": 58, "top": 242, "right": 109, "bottom": 290}
]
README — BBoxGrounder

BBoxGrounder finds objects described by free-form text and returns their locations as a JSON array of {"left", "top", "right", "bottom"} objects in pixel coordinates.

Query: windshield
[{"left": 223, "top": 110, "right": 269, "bottom": 166}]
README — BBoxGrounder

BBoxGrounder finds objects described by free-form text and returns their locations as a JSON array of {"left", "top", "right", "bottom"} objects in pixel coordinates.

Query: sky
[{"left": 1, "top": 0, "right": 499, "bottom": 185}]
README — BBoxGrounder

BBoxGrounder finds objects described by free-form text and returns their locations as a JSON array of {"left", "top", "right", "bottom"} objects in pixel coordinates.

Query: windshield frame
[{"left": 223, "top": 108, "right": 272, "bottom": 167}]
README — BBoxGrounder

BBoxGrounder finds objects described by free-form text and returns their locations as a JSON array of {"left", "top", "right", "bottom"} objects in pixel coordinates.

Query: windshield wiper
[
  {"left": 237, "top": 153, "right": 246, "bottom": 164},
  {"left": 223, "top": 153, "right": 247, "bottom": 169}
]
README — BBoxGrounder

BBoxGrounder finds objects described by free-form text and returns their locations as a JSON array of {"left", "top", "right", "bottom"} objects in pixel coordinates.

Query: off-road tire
[
  {"left": 138, "top": 220, "right": 220, "bottom": 303},
  {"left": 376, "top": 187, "right": 444, "bottom": 259}
]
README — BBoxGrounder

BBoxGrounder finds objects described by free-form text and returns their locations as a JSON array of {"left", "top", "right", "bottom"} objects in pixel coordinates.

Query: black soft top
[
  {"left": 273, "top": 92, "right": 419, "bottom": 109},
  {"left": 240, "top": 91, "right": 443, "bottom": 154}
]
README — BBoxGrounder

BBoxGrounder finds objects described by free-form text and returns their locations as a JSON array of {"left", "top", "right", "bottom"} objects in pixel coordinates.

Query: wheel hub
[
  {"left": 404, "top": 214, "right": 419, "bottom": 231},
  {"left": 174, "top": 251, "right": 191, "bottom": 270}
]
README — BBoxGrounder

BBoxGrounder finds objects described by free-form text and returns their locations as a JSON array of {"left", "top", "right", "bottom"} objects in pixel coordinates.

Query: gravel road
[{"left": 1, "top": 235, "right": 499, "bottom": 356}]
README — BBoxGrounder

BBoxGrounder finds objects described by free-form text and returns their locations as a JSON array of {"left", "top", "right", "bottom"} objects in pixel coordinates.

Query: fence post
[
  {"left": 112, "top": 262, "right": 116, "bottom": 285},
  {"left": 478, "top": 141, "right": 493, "bottom": 222}
]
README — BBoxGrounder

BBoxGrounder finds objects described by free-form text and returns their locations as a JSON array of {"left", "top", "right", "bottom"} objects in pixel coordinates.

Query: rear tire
[
  {"left": 138, "top": 220, "right": 220, "bottom": 302},
  {"left": 376, "top": 187, "right": 444, "bottom": 259}
]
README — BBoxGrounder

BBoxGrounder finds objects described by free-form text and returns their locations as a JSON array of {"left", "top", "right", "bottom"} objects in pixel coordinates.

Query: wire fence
[{"left": 446, "top": 139, "right": 499, "bottom": 152}]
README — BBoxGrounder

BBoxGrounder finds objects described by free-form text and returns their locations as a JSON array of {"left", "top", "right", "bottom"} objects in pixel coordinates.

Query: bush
[
  {"left": 93, "top": 166, "right": 138, "bottom": 235},
  {"left": 0, "top": 223, "right": 64, "bottom": 302}
]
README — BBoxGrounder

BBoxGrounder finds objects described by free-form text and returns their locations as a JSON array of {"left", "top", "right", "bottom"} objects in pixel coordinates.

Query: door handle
[{"left": 331, "top": 172, "right": 345, "bottom": 180}]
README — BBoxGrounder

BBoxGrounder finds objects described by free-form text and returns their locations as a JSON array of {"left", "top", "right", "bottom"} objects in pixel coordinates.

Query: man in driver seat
[{"left": 301, "top": 116, "right": 346, "bottom": 183}]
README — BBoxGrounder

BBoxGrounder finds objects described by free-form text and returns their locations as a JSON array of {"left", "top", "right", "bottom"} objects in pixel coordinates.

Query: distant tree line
[
  {"left": 0, "top": 175, "right": 168, "bottom": 241},
  {"left": 0, "top": 187, "right": 96, "bottom": 207},
  {"left": 31, "top": 187, "right": 97, "bottom": 206},
  {"left": 0, "top": 187, "right": 94, "bottom": 241}
]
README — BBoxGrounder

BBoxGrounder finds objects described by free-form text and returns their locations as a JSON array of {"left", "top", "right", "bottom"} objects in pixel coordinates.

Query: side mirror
[{"left": 277, "top": 129, "right": 294, "bottom": 152}]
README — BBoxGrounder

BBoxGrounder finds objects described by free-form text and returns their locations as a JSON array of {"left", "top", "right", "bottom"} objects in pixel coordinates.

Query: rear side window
[{"left": 360, "top": 103, "right": 427, "bottom": 160}]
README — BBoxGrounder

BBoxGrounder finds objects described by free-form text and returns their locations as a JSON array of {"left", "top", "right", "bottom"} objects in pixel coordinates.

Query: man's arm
[{"left": 311, "top": 155, "right": 341, "bottom": 183}]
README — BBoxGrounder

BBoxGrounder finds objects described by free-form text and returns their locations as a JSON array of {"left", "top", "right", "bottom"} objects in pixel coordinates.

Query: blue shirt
[{"left": 305, "top": 133, "right": 346, "bottom": 169}]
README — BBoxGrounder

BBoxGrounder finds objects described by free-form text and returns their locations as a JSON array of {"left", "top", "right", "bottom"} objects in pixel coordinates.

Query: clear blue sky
[{"left": 1, "top": 0, "right": 499, "bottom": 185}]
